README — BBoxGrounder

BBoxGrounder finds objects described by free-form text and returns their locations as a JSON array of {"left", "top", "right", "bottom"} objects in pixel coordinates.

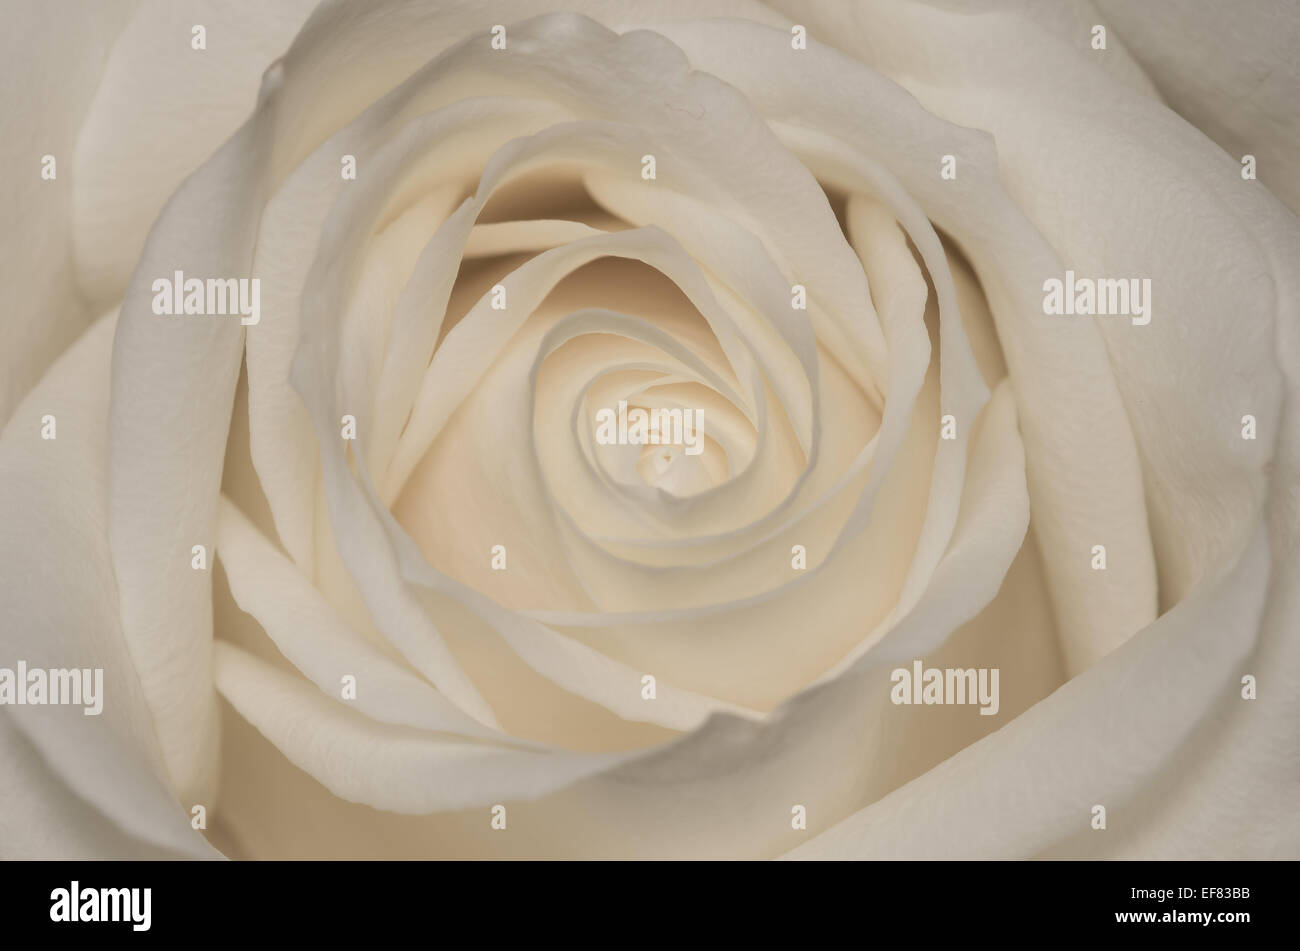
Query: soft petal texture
[
  {"left": 213, "top": 641, "right": 632, "bottom": 813},
  {"left": 0, "top": 715, "right": 201, "bottom": 860},
  {"left": 215, "top": 497, "right": 509, "bottom": 739},
  {"left": 107, "top": 119, "right": 263, "bottom": 805},
  {"left": 0, "top": 0, "right": 138, "bottom": 425},
  {"left": 72, "top": 0, "right": 321, "bottom": 307},
  {"left": 0, "top": 312, "right": 218, "bottom": 859},
  {"left": 1095, "top": 0, "right": 1300, "bottom": 215},
  {"left": 784, "top": 524, "right": 1299, "bottom": 859}
]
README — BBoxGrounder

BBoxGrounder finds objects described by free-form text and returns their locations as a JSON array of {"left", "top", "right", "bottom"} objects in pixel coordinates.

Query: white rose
[{"left": 1, "top": 0, "right": 1296, "bottom": 860}]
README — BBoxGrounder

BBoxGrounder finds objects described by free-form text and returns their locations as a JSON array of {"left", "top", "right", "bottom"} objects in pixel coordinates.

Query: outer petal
[
  {"left": 0, "top": 716, "right": 198, "bottom": 860},
  {"left": 0, "top": 0, "right": 138, "bottom": 425},
  {"left": 106, "top": 118, "right": 265, "bottom": 806},
  {"left": 784, "top": 524, "right": 1298, "bottom": 859},
  {"left": 213, "top": 642, "right": 630, "bottom": 813},
  {"left": 1097, "top": 0, "right": 1300, "bottom": 215},
  {"left": 0, "top": 313, "right": 218, "bottom": 859},
  {"left": 71, "top": 0, "right": 321, "bottom": 307}
]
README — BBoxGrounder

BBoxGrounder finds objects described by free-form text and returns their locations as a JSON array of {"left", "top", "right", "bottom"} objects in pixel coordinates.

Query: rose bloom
[{"left": 2, "top": 0, "right": 1297, "bottom": 860}]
